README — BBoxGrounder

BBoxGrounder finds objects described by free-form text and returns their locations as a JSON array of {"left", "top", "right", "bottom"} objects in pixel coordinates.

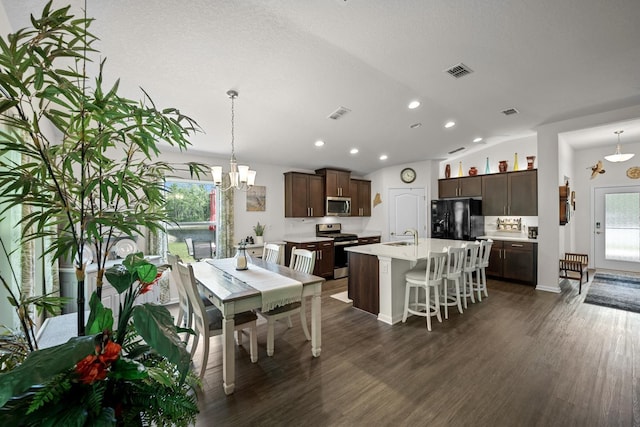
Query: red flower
[
  {"left": 76, "top": 354, "right": 107, "bottom": 384},
  {"left": 75, "top": 338, "right": 122, "bottom": 384},
  {"left": 98, "top": 341, "right": 121, "bottom": 364},
  {"left": 140, "top": 272, "right": 163, "bottom": 294}
]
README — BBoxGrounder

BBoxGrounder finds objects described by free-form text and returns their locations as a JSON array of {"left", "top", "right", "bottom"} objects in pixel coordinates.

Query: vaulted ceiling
[{"left": 3, "top": 0, "right": 640, "bottom": 175}]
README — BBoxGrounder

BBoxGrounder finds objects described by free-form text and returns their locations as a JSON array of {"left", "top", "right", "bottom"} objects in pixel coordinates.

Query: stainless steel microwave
[{"left": 326, "top": 197, "right": 351, "bottom": 216}]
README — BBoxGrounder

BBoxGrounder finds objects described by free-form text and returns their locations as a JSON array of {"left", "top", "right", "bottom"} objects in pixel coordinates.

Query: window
[
  {"left": 605, "top": 192, "right": 640, "bottom": 262},
  {"left": 165, "top": 179, "right": 216, "bottom": 262}
]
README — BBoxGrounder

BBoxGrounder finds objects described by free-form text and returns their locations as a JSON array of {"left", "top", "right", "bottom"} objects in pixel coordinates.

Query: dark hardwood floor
[{"left": 192, "top": 276, "right": 640, "bottom": 426}]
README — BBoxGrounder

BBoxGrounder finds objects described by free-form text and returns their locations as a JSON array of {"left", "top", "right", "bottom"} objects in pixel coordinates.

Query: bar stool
[
  {"left": 461, "top": 241, "right": 480, "bottom": 309},
  {"left": 474, "top": 239, "right": 493, "bottom": 301},
  {"left": 402, "top": 250, "right": 447, "bottom": 331},
  {"left": 440, "top": 246, "right": 465, "bottom": 319}
]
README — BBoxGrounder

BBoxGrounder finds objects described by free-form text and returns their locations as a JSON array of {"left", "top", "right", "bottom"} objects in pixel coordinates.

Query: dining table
[{"left": 190, "top": 257, "right": 325, "bottom": 395}]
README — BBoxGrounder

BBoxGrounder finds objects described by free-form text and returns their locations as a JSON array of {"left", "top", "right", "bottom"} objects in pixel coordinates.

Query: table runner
[{"left": 208, "top": 258, "right": 303, "bottom": 311}]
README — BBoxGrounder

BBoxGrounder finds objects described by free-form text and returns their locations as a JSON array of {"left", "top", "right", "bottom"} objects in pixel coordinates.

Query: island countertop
[{"left": 346, "top": 238, "right": 467, "bottom": 261}]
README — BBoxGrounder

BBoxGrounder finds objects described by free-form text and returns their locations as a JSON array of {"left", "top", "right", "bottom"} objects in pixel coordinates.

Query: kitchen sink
[{"left": 384, "top": 241, "right": 414, "bottom": 246}]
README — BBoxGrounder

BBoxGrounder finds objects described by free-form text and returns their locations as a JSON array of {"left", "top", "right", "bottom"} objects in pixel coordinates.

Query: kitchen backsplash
[{"left": 484, "top": 216, "right": 538, "bottom": 237}]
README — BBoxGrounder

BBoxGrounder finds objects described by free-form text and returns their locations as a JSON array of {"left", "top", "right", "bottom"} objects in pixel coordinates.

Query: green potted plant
[
  {"left": 0, "top": 2, "right": 205, "bottom": 424},
  {"left": 253, "top": 221, "right": 266, "bottom": 244}
]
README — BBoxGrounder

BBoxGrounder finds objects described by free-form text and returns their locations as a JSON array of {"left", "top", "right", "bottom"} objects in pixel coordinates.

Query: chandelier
[
  {"left": 210, "top": 90, "right": 256, "bottom": 191},
  {"left": 604, "top": 130, "right": 635, "bottom": 163}
]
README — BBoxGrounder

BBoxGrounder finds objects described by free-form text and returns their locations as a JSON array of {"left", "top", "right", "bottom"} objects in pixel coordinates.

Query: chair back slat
[
  {"left": 262, "top": 243, "right": 282, "bottom": 264},
  {"left": 289, "top": 247, "right": 316, "bottom": 274},
  {"left": 446, "top": 246, "right": 465, "bottom": 277},
  {"left": 168, "top": 254, "right": 190, "bottom": 327},
  {"left": 176, "top": 262, "right": 210, "bottom": 348},
  {"left": 479, "top": 239, "right": 493, "bottom": 267},
  {"left": 426, "top": 251, "right": 447, "bottom": 283},
  {"left": 463, "top": 241, "right": 480, "bottom": 271}
]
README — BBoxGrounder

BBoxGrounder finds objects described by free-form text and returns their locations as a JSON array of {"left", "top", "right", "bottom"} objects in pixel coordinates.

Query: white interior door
[
  {"left": 594, "top": 186, "right": 640, "bottom": 272},
  {"left": 389, "top": 188, "right": 425, "bottom": 241}
]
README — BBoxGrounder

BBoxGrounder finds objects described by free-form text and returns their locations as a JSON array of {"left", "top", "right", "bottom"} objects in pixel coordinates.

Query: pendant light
[
  {"left": 210, "top": 90, "right": 256, "bottom": 191},
  {"left": 604, "top": 130, "right": 634, "bottom": 163}
]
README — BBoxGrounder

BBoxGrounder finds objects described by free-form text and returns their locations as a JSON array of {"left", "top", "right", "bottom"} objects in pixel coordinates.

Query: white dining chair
[
  {"left": 402, "top": 250, "right": 447, "bottom": 331},
  {"left": 440, "top": 246, "right": 465, "bottom": 319},
  {"left": 258, "top": 246, "right": 315, "bottom": 356},
  {"left": 461, "top": 241, "right": 480, "bottom": 309},
  {"left": 473, "top": 239, "right": 493, "bottom": 301},
  {"left": 176, "top": 261, "right": 258, "bottom": 378},
  {"left": 167, "top": 254, "right": 191, "bottom": 343},
  {"left": 262, "top": 243, "right": 283, "bottom": 264}
]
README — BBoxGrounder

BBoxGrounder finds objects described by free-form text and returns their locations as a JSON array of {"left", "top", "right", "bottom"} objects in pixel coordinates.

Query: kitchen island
[{"left": 346, "top": 238, "right": 466, "bottom": 325}]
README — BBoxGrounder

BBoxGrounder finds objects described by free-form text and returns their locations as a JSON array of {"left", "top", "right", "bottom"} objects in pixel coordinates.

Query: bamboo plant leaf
[{"left": 131, "top": 304, "right": 190, "bottom": 381}]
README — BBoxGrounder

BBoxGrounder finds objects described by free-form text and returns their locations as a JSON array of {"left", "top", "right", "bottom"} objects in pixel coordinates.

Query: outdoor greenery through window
[{"left": 165, "top": 179, "right": 217, "bottom": 262}]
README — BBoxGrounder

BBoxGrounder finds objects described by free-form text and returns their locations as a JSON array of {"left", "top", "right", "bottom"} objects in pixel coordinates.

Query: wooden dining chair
[
  {"left": 262, "top": 243, "right": 283, "bottom": 264},
  {"left": 176, "top": 261, "right": 258, "bottom": 378},
  {"left": 258, "top": 246, "right": 315, "bottom": 356},
  {"left": 167, "top": 254, "right": 192, "bottom": 343}
]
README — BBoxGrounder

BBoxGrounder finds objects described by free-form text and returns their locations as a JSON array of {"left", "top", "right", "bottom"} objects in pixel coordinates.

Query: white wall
[
  {"left": 571, "top": 139, "right": 640, "bottom": 265},
  {"left": 558, "top": 135, "right": 576, "bottom": 256},
  {"left": 363, "top": 160, "right": 435, "bottom": 241},
  {"left": 536, "top": 103, "right": 640, "bottom": 292}
]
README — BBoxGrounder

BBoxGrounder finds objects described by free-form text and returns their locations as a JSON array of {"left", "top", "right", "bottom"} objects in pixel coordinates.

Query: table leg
[
  {"left": 222, "top": 314, "right": 236, "bottom": 395},
  {"left": 311, "top": 285, "right": 322, "bottom": 357}
]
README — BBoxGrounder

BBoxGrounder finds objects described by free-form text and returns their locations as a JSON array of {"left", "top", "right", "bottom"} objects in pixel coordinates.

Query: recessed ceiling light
[
  {"left": 408, "top": 100, "right": 420, "bottom": 109},
  {"left": 315, "top": 140, "right": 325, "bottom": 147},
  {"left": 350, "top": 148, "right": 359, "bottom": 155},
  {"left": 473, "top": 137, "right": 483, "bottom": 143},
  {"left": 444, "top": 121, "right": 456, "bottom": 128},
  {"left": 409, "top": 122, "right": 422, "bottom": 129},
  {"left": 379, "top": 154, "right": 388, "bottom": 160}
]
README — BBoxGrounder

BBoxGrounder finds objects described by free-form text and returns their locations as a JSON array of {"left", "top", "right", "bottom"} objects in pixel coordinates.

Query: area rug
[
  {"left": 330, "top": 291, "right": 352, "bottom": 304},
  {"left": 583, "top": 272, "right": 640, "bottom": 314}
]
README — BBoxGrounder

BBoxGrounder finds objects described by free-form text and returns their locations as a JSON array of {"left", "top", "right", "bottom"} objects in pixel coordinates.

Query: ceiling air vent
[
  {"left": 448, "top": 147, "right": 465, "bottom": 155},
  {"left": 444, "top": 63, "right": 473, "bottom": 79},
  {"left": 501, "top": 108, "right": 519, "bottom": 116},
  {"left": 328, "top": 106, "right": 351, "bottom": 120}
]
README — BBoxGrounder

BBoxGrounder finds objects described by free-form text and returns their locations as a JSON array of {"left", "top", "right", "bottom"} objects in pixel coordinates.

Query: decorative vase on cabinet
[
  {"left": 499, "top": 160, "right": 508, "bottom": 173},
  {"left": 445, "top": 164, "right": 451, "bottom": 178}
]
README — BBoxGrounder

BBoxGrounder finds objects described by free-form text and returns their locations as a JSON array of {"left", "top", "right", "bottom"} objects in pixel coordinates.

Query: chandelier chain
[{"left": 230, "top": 93, "right": 235, "bottom": 158}]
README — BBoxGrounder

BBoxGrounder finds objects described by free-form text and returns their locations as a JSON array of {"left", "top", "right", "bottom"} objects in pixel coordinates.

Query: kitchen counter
[
  {"left": 282, "top": 235, "right": 333, "bottom": 243},
  {"left": 346, "top": 238, "right": 465, "bottom": 261},
  {"left": 356, "top": 231, "right": 382, "bottom": 239},
  {"left": 345, "top": 238, "right": 467, "bottom": 324},
  {"left": 478, "top": 234, "right": 538, "bottom": 243}
]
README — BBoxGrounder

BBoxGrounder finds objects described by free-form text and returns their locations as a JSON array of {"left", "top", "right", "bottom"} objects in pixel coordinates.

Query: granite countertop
[{"left": 478, "top": 234, "right": 537, "bottom": 243}]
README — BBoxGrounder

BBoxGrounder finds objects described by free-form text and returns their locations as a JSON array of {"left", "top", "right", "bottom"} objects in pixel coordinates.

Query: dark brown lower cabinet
[
  {"left": 486, "top": 240, "right": 537, "bottom": 285},
  {"left": 347, "top": 252, "right": 379, "bottom": 315}
]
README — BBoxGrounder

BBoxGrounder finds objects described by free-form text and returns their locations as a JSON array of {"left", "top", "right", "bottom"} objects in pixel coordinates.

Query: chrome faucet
[{"left": 403, "top": 228, "right": 418, "bottom": 246}]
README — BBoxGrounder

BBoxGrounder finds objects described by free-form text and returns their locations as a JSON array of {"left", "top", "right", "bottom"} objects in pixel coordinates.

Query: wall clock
[{"left": 400, "top": 167, "right": 416, "bottom": 183}]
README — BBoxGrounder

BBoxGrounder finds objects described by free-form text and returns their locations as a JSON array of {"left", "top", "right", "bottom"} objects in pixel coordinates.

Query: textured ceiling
[{"left": 2, "top": 0, "right": 640, "bottom": 175}]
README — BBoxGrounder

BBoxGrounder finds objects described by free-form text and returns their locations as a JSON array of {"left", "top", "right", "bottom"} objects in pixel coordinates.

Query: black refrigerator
[{"left": 431, "top": 198, "right": 484, "bottom": 240}]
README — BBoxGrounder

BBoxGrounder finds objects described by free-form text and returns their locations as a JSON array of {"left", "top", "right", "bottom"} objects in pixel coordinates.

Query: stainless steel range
[{"left": 316, "top": 223, "right": 358, "bottom": 279}]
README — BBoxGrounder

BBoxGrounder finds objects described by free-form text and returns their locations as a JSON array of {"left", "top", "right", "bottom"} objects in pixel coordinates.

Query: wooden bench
[{"left": 559, "top": 253, "right": 588, "bottom": 294}]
